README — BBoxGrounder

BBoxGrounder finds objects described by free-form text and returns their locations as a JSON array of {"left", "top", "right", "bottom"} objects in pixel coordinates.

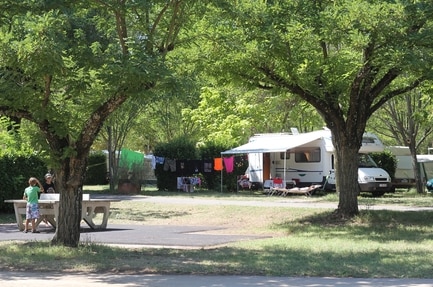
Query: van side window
[
  {"left": 295, "top": 148, "right": 321, "bottom": 162},
  {"left": 279, "top": 151, "right": 290, "bottom": 160}
]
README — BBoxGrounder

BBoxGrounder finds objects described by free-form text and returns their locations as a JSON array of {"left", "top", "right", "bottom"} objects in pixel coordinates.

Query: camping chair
[{"left": 269, "top": 177, "right": 284, "bottom": 196}]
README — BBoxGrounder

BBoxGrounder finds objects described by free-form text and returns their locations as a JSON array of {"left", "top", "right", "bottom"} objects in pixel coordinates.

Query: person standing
[
  {"left": 41, "top": 173, "right": 56, "bottom": 227},
  {"left": 23, "top": 177, "right": 44, "bottom": 233},
  {"left": 42, "top": 173, "right": 56, "bottom": 193}
]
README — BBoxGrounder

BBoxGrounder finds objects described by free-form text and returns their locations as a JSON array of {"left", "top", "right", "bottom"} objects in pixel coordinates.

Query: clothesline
[{"left": 151, "top": 155, "right": 236, "bottom": 173}]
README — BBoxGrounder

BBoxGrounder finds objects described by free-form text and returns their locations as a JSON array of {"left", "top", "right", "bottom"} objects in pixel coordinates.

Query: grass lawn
[{"left": 1, "top": 186, "right": 433, "bottom": 278}]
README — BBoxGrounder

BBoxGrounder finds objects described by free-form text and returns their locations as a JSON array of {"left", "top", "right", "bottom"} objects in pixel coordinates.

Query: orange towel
[{"left": 214, "top": 158, "right": 223, "bottom": 171}]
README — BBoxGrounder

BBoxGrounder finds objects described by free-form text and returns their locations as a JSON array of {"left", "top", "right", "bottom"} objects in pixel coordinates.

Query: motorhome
[
  {"left": 388, "top": 146, "right": 433, "bottom": 189},
  {"left": 222, "top": 129, "right": 392, "bottom": 196}
]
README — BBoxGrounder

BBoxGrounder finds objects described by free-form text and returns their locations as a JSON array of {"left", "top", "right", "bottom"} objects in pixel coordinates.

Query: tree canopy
[
  {"left": 0, "top": 0, "right": 206, "bottom": 247},
  {"left": 200, "top": 0, "right": 433, "bottom": 216}
]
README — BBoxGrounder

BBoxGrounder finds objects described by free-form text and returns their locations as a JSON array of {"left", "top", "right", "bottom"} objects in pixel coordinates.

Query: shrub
[
  {"left": 84, "top": 152, "right": 107, "bottom": 185},
  {"left": 153, "top": 138, "right": 246, "bottom": 192},
  {"left": 154, "top": 137, "right": 198, "bottom": 190},
  {"left": 371, "top": 150, "right": 397, "bottom": 179},
  {"left": 0, "top": 155, "right": 47, "bottom": 212}
]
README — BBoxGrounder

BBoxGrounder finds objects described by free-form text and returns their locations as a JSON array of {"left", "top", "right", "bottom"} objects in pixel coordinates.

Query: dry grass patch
[{"left": 109, "top": 200, "right": 323, "bottom": 236}]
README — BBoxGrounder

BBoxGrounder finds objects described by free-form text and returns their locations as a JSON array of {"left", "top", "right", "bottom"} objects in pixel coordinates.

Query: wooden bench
[{"left": 5, "top": 193, "right": 119, "bottom": 231}]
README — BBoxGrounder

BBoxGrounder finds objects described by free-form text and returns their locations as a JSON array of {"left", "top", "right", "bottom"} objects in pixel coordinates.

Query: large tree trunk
[
  {"left": 51, "top": 157, "right": 87, "bottom": 247},
  {"left": 332, "top": 130, "right": 361, "bottom": 217},
  {"left": 410, "top": 148, "right": 424, "bottom": 194}
]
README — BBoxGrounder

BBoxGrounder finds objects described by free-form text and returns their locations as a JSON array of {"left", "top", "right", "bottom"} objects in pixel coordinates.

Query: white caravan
[
  {"left": 388, "top": 146, "right": 433, "bottom": 189},
  {"left": 222, "top": 129, "right": 392, "bottom": 196}
]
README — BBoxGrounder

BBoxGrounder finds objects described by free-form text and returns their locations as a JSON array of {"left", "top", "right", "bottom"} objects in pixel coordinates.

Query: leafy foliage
[
  {"left": 0, "top": 117, "right": 38, "bottom": 157},
  {"left": 154, "top": 136, "right": 198, "bottom": 190},
  {"left": 371, "top": 151, "right": 397, "bottom": 181},
  {"left": 84, "top": 152, "right": 107, "bottom": 185},
  {"left": 0, "top": 0, "right": 209, "bottom": 247},
  {"left": 200, "top": 0, "right": 433, "bottom": 216},
  {"left": 0, "top": 155, "right": 47, "bottom": 212}
]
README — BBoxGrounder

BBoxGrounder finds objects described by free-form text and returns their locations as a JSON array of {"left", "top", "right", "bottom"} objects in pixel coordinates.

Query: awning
[
  {"left": 221, "top": 130, "right": 327, "bottom": 155},
  {"left": 417, "top": 155, "right": 433, "bottom": 163}
]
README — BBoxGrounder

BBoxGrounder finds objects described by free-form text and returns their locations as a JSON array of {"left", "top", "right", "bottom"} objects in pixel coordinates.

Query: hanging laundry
[
  {"left": 190, "top": 160, "right": 203, "bottom": 174},
  {"left": 151, "top": 155, "right": 164, "bottom": 169},
  {"left": 119, "top": 148, "right": 144, "bottom": 170},
  {"left": 151, "top": 156, "right": 156, "bottom": 169},
  {"left": 163, "top": 159, "right": 176, "bottom": 172},
  {"left": 214, "top": 157, "right": 223, "bottom": 171},
  {"left": 223, "top": 156, "right": 234, "bottom": 173},
  {"left": 203, "top": 160, "right": 213, "bottom": 172},
  {"left": 155, "top": 156, "right": 165, "bottom": 165}
]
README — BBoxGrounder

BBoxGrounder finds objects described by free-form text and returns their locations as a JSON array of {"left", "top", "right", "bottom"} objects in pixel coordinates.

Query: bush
[
  {"left": 153, "top": 138, "right": 246, "bottom": 192},
  {"left": 154, "top": 137, "right": 198, "bottom": 190},
  {"left": 0, "top": 155, "right": 47, "bottom": 212},
  {"left": 371, "top": 150, "right": 397, "bottom": 179},
  {"left": 84, "top": 152, "right": 107, "bottom": 185}
]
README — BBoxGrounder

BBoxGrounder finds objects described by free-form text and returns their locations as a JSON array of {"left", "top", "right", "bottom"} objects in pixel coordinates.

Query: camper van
[
  {"left": 222, "top": 129, "right": 392, "bottom": 196},
  {"left": 388, "top": 146, "right": 433, "bottom": 189}
]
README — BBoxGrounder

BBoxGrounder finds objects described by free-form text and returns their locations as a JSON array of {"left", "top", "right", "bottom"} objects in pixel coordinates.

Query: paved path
[
  {"left": 1, "top": 271, "right": 433, "bottom": 287},
  {"left": 0, "top": 223, "right": 268, "bottom": 248}
]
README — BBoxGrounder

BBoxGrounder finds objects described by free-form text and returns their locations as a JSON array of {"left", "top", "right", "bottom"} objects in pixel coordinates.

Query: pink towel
[{"left": 223, "top": 156, "right": 234, "bottom": 173}]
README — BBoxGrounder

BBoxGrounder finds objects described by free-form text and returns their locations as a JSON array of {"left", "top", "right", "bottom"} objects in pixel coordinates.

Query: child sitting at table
[{"left": 23, "top": 177, "right": 44, "bottom": 233}]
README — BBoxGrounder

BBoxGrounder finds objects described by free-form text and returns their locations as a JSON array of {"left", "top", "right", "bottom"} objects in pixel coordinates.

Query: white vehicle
[
  {"left": 222, "top": 129, "right": 392, "bottom": 196},
  {"left": 388, "top": 146, "right": 433, "bottom": 189}
]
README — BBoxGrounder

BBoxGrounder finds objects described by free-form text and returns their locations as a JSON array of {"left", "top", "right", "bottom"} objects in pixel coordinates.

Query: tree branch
[
  {"left": 370, "top": 76, "right": 425, "bottom": 114},
  {"left": 370, "top": 67, "right": 400, "bottom": 98},
  {"left": 0, "top": 107, "right": 33, "bottom": 121},
  {"left": 43, "top": 74, "right": 52, "bottom": 108},
  {"left": 76, "top": 93, "right": 129, "bottom": 154},
  {"left": 255, "top": 63, "right": 345, "bottom": 129}
]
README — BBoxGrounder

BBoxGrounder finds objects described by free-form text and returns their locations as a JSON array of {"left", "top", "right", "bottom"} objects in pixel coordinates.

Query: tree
[
  {"left": 0, "top": 116, "right": 36, "bottom": 156},
  {"left": 369, "top": 89, "right": 433, "bottom": 193},
  {"left": 93, "top": 97, "right": 148, "bottom": 192},
  {"left": 0, "top": 0, "right": 201, "bottom": 247},
  {"left": 206, "top": 1, "right": 433, "bottom": 216},
  {"left": 183, "top": 85, "right": 324, "bottom": 147}
]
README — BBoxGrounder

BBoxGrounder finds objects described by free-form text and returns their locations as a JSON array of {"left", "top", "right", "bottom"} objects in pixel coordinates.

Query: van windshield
[{"left": 358, "top": 154, "right": 378, "bottom": 168}]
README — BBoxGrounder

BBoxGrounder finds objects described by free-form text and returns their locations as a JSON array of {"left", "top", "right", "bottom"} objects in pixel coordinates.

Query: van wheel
[{"left": 372, "top": 191, "right": 385, "bottom": 197}]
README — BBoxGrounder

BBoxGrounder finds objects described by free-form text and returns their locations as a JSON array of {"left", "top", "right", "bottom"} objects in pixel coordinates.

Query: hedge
[
  {"left": 0, "top": 155, "right": 47, "bottom": 213},
  {"left": 84, "top": 152, "right": 108, "bottom": 185}
]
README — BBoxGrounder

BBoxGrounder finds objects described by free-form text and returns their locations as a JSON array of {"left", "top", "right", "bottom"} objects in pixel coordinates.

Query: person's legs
[
  {"left": 24, "top": 219, "right": 29, "bottom": 233},
  {"left": 24, "top": 204, "right": 31, "bottom": 233},
  {"left": 31, "top": 219, "right": 39, "bottom": 233}
]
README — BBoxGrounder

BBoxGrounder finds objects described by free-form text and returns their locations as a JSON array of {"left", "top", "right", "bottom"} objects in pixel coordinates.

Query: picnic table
[{"left": 4, "top": 193, "right": 119, "bottom": 231}]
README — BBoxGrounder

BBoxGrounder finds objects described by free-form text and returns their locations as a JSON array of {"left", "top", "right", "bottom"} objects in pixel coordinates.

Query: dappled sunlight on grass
[
  {"left": 2, "top": 188, "right": 433, "bottom": 278},
  {"left": 3, "top": 239, "right": 431, "bottom": 277},
  {"left": 274, "top": 209, "right": 433, "bottom": 244}
]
